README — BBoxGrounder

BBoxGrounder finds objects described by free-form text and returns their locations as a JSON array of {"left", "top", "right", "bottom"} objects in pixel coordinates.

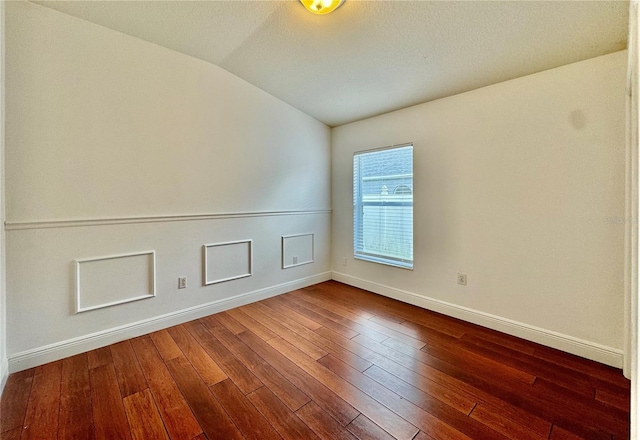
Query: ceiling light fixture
[{"left": 300, "top": 0, "right": 345, "bottom": 15}]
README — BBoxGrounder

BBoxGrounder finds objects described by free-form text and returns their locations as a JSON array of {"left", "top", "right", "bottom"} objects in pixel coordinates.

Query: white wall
[
  {"left": 332, "top": 51, "right": 628, "bottom": 367},
  {"left": 5, "top": 2, "right": 331, "bottom": 371},
  {"left": 626, "top": 0, "right": 639, "bottom": 435},
  {"left": 0, "top": 0, "right": 7, "bottom": 392}
]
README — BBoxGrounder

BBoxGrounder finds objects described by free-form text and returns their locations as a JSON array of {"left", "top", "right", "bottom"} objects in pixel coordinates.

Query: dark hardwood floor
[{"left": 0, "top": 281, "right": 631, "bottom": 439}]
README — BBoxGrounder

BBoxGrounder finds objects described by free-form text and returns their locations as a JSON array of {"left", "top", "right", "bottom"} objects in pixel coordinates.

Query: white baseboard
[
  {"left": 8, "top": 272, "right": 331, "bottom": 373},
  {"left": 331, "top": 271, "right": 623, "bottom": 368}
]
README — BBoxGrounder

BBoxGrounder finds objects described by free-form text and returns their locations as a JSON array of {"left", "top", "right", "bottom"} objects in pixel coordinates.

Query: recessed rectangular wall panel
[
  {"left": 203, "top": 240, "right": 252, "bottom": 285},
  {"left": 282, "top": 233, "right": 314, "bottom": 269},
  {"left": 75, "top": 251, "right": 156, "bottom": 313}
]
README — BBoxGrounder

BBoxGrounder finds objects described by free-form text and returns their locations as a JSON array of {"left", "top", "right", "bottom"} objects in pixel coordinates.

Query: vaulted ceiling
[{"left": 34, "top": 0, "right": 629, "bottom": 127}]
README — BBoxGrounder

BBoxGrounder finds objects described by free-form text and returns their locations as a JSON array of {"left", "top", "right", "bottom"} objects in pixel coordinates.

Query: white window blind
[{"left": 353, "top": 144, "right": 413, "bottom": 269}]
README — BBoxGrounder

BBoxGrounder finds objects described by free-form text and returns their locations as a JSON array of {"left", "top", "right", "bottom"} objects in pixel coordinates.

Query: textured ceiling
[{"left": 33, "top": 0, "right": 629, "bottom": 127}]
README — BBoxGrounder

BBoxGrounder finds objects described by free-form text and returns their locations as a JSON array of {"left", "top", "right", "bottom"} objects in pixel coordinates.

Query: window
[{"left": 353, "top": 144, "right": 413, "bottom": 269}]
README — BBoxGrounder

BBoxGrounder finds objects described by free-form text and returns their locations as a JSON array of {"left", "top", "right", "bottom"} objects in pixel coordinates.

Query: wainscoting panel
[
  {"left": 203, "top": 240, "right": 252, "bottom": 285},
  {"left": 6, "top": 213, "right": 331, "bottom": 372},
  {"left": 75, "top": 251, "right": 156, "bottom": 313},
  {"left": 282, "top": 233, "right": 314, "bottom": 269}
]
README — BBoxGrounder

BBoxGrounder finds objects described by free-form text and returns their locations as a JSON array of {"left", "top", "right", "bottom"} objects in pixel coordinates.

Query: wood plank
[
  {"left": 458, "top": 331, "right": 540, "bottom": 358},
  {"left": 200, "top": 315, "right": 311, "bottom": 411},
  {"left": 250, "top": 301, "right": 326, "bottom": 338},
  {"left": 346, "top": 414, "right": 395, "bottom": 440},
  {"left": 110, "top": 340, "right": 148, "bottom": 397},
  {"left": 1, "top": 428, "right": 21, "bottom": 440},
  {"left": 362, "top": 363, "right": 475, "bottom": 415},
  {"left": 0, "top": 369, "right": 34, "bottom": 433},
  {"left": 458, "top": 334, "right": 595, "bottom": 398},
  {"left": 58, "top": 353, "right": 93, "bottom": 440},
  {"left": 316, "top": 326, "right": 553, "bottom": 436},
  {"left": 308, "top": 282, "right": 467, "bottom": 338},
  {"left": 317, "top": 354, "right": 479, "bottom": 440},
  {"left": 90, "top": 364, "right": 132, "bottom": 440},
  {"left": 549, "top": 425, "right": 586, "bottom": 440},
  {"left": 295, "top": 285, "right": 379, "bottom": 321},
  {"left": 370, "top": 314, "right": 464, "bottom": 341},
  {"left": 288, "top": 292, "right": 389, "bottom": 343},
  {"left": 165, "top": 356, "right": 243, "bottom": 440},
  {"left": 352, "top": 327, "right": 611, "bottom": 440},
  {"left": 225, "top": 308, "right": 278, "bottom": 341},
  {"left": 130, "top": 336, "right": 202, "bottom": 440},
  {"left": 318, "top": 326, "right": 475, "bottom": 397},
  {"left": 237, "top": 330, "right": 360, "bottom": 426},
  {"left": 210, "top": 380, "right": 282, "bottom": 440},
  {"left": 295, "top": 401, "right": 359, "bottom": 440},
  {"left": 247, "top": 386, "right": 321, "bottom": 440},
  {"left": 371, "top": 358, "right": 550, "bottom": 440},
  {"left": 149, "top": 329, "right": 183, "bottom": 361},
  {"left": 251, "top": 300, "right": 373, "bottom": 372},
  {"left": 20, "top": 362, "right": 62, "bottom": 440},
  {"left": 271, "top": 295, "right": 360, "bottom": 339},
  {"left": 401, "top": 319, "right": 470, "bottom": 343},
  {"left": 338, "top": 356, "right": 501, "bottom": 438},
  {"left": 465, "top": 326, "right": 539, "bottom": 356},
  {"left": 183, "top": 320, "right": 262, "bottom": 394},
  {"left": 367, "top": 332, "right": 542, "bottom": 408},
  {"left": 469, "top": 403, "right": 548, "bottom": 440},
  {"left": 87, "top": 347, "right": 113, "bottom": 369},
  {"left": 263, "top": 296, "right": 323, "bottom": 330},
  {"left": 215, "top": 311, "right": 249, "bottom": 334},
  {"left": 309, "top": 282, "right": 435, "bottom": 330},
  {"left": 358, "top": 331, "right": 534, "bottom": 394},
  {"left": 240, "top": 303, "right": 329, "bottom": 360},
  {"left": 340, "top": 315, "right": 428, "bottom": 350},
  {"left": 289, "top": 290, "right": 384, "bottom": 332},
  {"left": 267, "top": 337, "right": 419, "bottom": 440},
  {"left": 382, "top": 335, "right": 537, "bottom": 387},
  {"left": 595, "top": 388, "right": 631, "bottom": 412},
  {"left": 532, "top": 378, "right": 628, "bottom": 438},
  {"left": 413, "top": 432, "right": 437, "bottom": 440},
  {"left": 533, "top": 346, "right": 630, "bottom": 390},
  {"left": 167, "top": 324, "right": 227, "bottom": 386},
  {"left": 123, "top": 389, "right": 170, "bottom": 440},
  {"left": 314, "top": 282, "right": 456, "bottom": 331},
  {"left": 315, "top": 281, "right": 406, "bottom": 313}
]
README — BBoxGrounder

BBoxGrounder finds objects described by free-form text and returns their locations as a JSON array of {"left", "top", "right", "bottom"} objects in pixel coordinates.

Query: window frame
[{"left": 353, "top": 143, "right": 414, "bottom": 270}]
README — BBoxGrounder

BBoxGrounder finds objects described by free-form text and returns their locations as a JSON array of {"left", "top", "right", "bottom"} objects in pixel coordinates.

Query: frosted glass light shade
[{"left": 300, "top": 0, "right": 345, "bottom": 15}]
